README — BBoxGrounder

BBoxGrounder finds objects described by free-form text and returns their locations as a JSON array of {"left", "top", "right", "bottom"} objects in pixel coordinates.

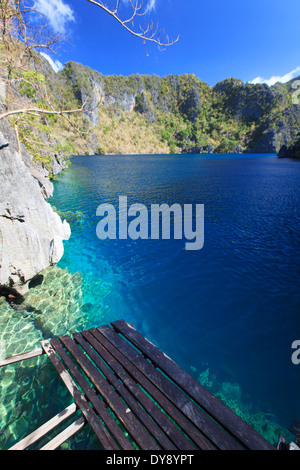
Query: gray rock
[
  {"left": 0, "top": 123, "right": 71, "bottom": 294},
  {"left": 179, "top": 88, "right": 202, "bottom": 122},
  {"left": 134, "top": 92, "right": 155, "bottom": 123},
  {"left": 214, "top": 79, "right": 278, "bottom": 122},
  {"left": 278, "top": 140, "right": 300, "bottom": 158},
  {"left": 234, "top": 145, "right": 244, "bottom": 154},
  {"left": 249, "top": 127, "right": 278, "bottom": 153},
  {"left": 51, "top": 154, "right": 69, "bottom": 176}
]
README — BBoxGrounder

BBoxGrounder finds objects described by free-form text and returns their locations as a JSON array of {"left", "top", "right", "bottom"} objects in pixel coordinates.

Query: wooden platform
[{"left": 3, "top": 320, "right": 275, "bottom": 450}]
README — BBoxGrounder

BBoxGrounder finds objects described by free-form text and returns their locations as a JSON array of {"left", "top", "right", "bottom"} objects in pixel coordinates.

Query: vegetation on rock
[{"left": 1, "top": 54, "right": 299, "bottom": 159}]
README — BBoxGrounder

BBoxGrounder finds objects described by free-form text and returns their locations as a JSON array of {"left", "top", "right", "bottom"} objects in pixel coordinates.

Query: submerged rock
[
  {"left": 0, "top": 265, "right": 86, "bottom": 356},
  {"left": 0, "top": 263, "right": 113, "bottom": 448}
]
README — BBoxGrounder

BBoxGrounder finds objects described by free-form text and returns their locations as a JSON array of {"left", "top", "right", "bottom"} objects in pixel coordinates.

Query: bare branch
[
  {"left": 0, "top": 103, "right": 87, "bottom": 120},
  {"left": 0, "top": 0, "right": 179, "bottom": 153},
  {"left": 87, "top": 0, "right": 180, "bottom": 49}
]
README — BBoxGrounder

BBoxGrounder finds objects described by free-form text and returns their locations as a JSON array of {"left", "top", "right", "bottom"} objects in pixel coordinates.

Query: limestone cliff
[
  {"left": 277, "top": 135, "right": 300, "bottom": 158},
  {"left": 56, "top": 62, "right": 299, "bottom": 155},
  {"left": 0, "top": 120, "right": 70, "bottom": 295}
]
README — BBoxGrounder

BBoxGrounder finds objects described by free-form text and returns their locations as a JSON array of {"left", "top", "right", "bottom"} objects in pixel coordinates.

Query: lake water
[
  {"left": 2, "top": 152, "right": 299, "bottom": 449},
  {"left": 48, "top": 153, "right": 300, "bottom": 445}
]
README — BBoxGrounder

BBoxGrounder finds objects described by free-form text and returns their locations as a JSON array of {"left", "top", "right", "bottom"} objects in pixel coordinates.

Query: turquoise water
[
  {"left": 2, "top": 152, "right": 299, "bottom": 449},
  {"left": 48, "top": 153, "right": 300, "bottom": 445}
]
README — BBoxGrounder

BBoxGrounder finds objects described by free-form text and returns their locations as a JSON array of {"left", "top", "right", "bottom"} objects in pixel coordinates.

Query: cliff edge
[{"left": 0, "top": 120, "right": 70, "bottom": 295}]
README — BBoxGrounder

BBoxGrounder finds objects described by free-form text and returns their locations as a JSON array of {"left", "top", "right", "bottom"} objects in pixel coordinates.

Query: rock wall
[
  {"left": 61, "top": 62, "right": 300, "bottom": 154},
  {"left": 278, "top": 137, "right": 300, "bottom": 158},
  {"left": 0, "top": 120, "right": 70, "bottom": 295}
]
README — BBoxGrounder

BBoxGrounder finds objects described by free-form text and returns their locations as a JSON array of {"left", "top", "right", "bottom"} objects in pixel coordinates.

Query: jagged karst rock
[
  {"left": 214, "top": 78, "right": 278, "bottom": 121},
  {"left": 134, "top": 92, "right": 155, "bottom": 123},
  {"left": 0, "top": 122, "right": 71, "bottom": 295},
  {"left": 56, "top": 62, "right": 300, "bottom": 155},
  {"left": 278, "top": 139, "right": 300, "bottom": 158},
  {"left": 248, "top": 126, "right": 278, "bottom": 153},
  {"left": 179, "top": 87, "right": 202, "bottom": 122},
  {"left": 51, "top": 154, "right": 69, "bottom": 176}
]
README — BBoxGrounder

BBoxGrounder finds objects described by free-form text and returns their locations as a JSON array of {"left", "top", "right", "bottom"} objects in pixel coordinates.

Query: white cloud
[
  {"left": 146, "top": 0, "right": 157, "bottom": 11},
  {"left": 34, "top": 0, "right": 75, "bottom": 34},
  {"left": 250, "top": 66, "right": 300, "bottom": 87},
  {"left": 40, "top": 52, "right": 64, "bottom": 73},
  {"left": 123, "top": 0, "right": 157, "bottom": 12}
]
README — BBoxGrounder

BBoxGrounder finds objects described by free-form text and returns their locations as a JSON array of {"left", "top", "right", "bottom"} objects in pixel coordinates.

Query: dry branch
[
  {"left": 0, "top": 104, "right": 87, "bottom": 120},
  {"left": 87, "top": 0, "right": 180, "bottom": 49}
]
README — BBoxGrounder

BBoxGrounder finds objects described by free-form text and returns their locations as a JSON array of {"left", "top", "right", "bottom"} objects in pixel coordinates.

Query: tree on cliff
[
  {"left": 0, "top": 0, "right": 178, "bottom": 122},
  {"left": 0, "top": 0, "right": 87, "bottom": 154}
]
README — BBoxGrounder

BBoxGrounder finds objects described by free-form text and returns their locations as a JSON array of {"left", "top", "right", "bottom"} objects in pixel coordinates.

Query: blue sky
[{"left": 36, "top": 0, "right": 300, "bottom": 87}]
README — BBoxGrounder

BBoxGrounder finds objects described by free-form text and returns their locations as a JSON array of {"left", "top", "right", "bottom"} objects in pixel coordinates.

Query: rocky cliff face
[
  {"left": 213, "top": 78, "right": 279, "bottom": 121},
  {"left": 213, "top": 78, "right": 299, "bottom": 153},
  {"left": 57, "top": 62, "right": 299, "bottom": 155},
  {"left": 0, "top": 120, "right": 70, "bottom": 295},
  {"left": 5, "top": 55, "right": 298, "bottom": 156},
  {"left": 278, "top": 135, "right": 300, "bottom": 158}
]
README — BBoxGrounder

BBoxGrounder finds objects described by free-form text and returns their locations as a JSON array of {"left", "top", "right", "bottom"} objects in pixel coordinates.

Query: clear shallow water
[
  {"left": 49, "top": 153, "right": 300, "bottom": 444},
  {"left": 2, "top": 152, "right": 299, "bottom": 449}
]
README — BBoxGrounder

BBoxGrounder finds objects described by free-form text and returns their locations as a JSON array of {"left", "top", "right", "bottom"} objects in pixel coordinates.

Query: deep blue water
[{"left": 51, "top": 153, "right": 300, "bottom": 442}]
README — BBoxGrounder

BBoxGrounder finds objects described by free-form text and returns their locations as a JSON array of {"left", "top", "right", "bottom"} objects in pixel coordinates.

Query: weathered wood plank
[
  {"left": 5, "top": 321, "right": 273, "bottom": 451},
  {"left": 9, "top": 403, "right": 77, "bottom": 450},
  {"left": 98, "top": 325, "right": 228, "bottom": 450},
  {"left": 40, "top": 416, "right": 86, "bottom": 450},
  {"left": 89, "top": 328, "right": 216, "bottom": 450},
  {"left": 50, "top": 337, "right": 134, "bottom": 451},
  {"left": 40, "top": 340, "right": 119, "bottom": 450},
  {"left": 60, "top": 334, "right": 160, "bottom": 451},
  {"left": 112, "top": 320, "right": 275, "bottom": 451},
  {"left": 0, "top": 348, "right": 44, "bottom": 368},
  {"left": 81, "top": 329, "right": 187, "bottom": 450}
]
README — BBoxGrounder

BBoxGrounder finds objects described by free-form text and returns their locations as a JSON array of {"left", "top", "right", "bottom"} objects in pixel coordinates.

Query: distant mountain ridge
[
  {"left": 4, "top": 55, "right": 300, "bottom": 158},
  {"left": 54, "top": 61, "right": 299, "bottom": 155}
]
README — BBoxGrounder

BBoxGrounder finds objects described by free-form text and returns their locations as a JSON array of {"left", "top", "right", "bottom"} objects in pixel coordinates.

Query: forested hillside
[{"left": 2, "top": 55, "right": 299, "bottom": 165}]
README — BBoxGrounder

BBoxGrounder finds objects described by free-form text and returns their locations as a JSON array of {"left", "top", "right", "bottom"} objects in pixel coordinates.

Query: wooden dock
[{"left": 1, "top": 320, "right": 275, "bottom": 450}]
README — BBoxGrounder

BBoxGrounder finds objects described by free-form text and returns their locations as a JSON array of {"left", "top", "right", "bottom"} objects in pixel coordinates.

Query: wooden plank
[
  {"left": 77, "top": 330, "right": 181, "bottom": 450},
  {"left": 40, "top": 416, "right": 86, "bottom": 450},
  {"left": 94, "top": 327, "right": 215, "bottom": 450},
  {"left": 9, "top": 403, "right": 77, "bottom": 450},
  {"left": 40, "top": 340, "right": 119, "bottom": 450},
  {"left": 112, "top": 320, "right": 275, "bottom": 451},
  {"left": 0, "top": 348, "right": 44, "bottom": 368},
  {"left": 80, "top": 329, "right": 187, "bottom": 450},
  {"left": 60, "top": 334, "right": 160, "bottom": 451},
  {"left": 50, "top": 337, "right": 134, "bottom": 451},
  {"left": 98, "top": 325, "right": 227, "bottom": 450},
  {"left": 88, "top": 328, "right": 216, "bottom": 450}
]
